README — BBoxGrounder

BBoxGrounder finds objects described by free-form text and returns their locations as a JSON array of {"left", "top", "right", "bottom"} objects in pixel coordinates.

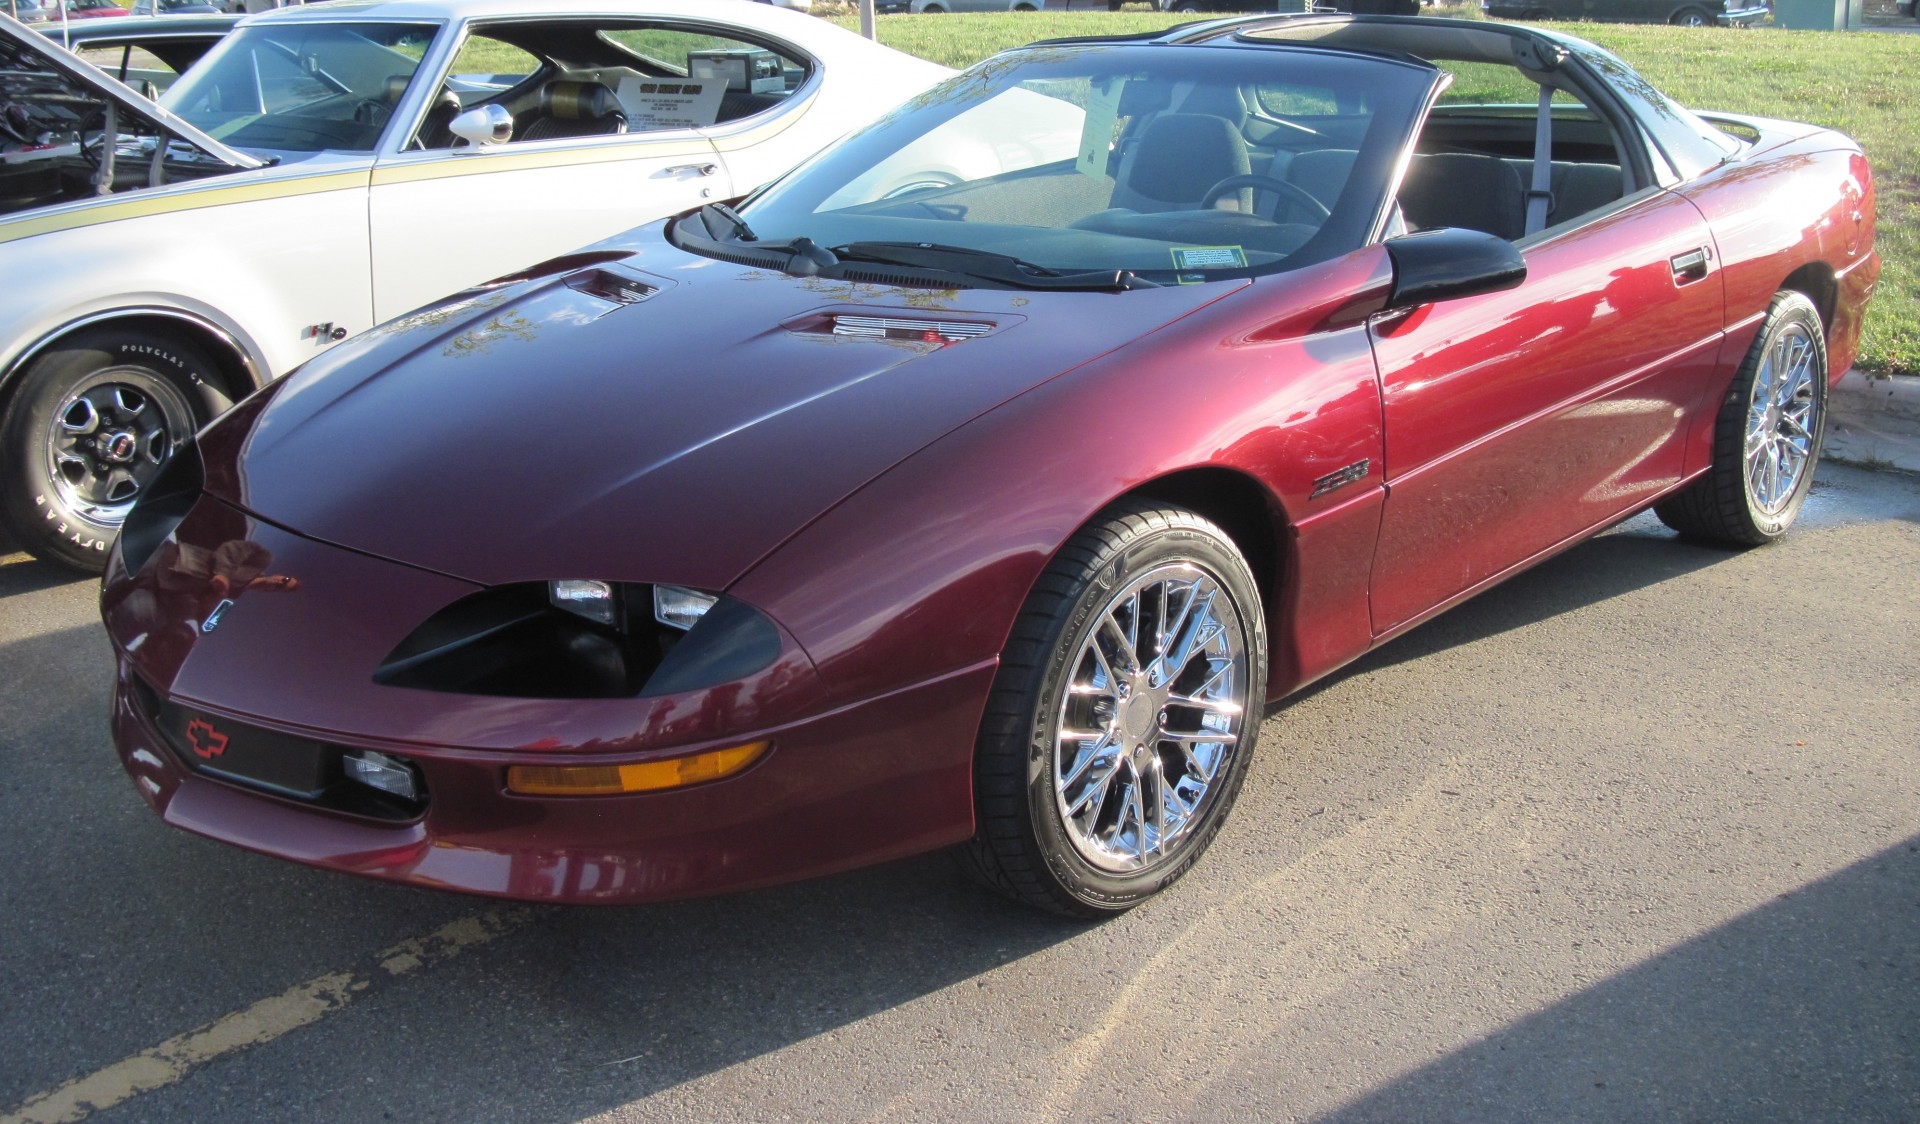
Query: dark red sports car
[{"left": 101, "top": 15, "right": 1877, "bottom": 916}]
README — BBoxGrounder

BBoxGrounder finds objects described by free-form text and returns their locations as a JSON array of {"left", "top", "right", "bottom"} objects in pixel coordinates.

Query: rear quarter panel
[{"left": 1677, "top": 130, "right": 1877, "bottom": 382}]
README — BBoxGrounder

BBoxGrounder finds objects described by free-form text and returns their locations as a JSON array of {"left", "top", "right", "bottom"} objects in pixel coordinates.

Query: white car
[{"left": 0, "top": 0, "right": 947, "bottom": 569}]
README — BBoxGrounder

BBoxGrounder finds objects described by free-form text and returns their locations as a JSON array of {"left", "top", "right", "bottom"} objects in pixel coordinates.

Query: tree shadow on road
[{"left": 1317, "top": 836, "right": 1920, "bottom": 1122}]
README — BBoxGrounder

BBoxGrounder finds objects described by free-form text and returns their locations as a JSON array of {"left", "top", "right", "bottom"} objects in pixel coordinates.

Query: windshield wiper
[
  {"left": 698, "top": 202, "right": 759, "bottom": 243},
  {"left": 834, "top": 241, "right": 1153, "bottom": 291}
]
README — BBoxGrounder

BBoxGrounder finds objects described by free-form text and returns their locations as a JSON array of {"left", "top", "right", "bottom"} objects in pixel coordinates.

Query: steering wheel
[{"left": 1199, "top": 174, "right": 1331, "bottom": 224}]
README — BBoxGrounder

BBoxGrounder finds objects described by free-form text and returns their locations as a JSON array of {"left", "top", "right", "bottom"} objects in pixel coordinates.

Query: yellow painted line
[
  {"left": 0, "top": 908, "right": 534, "bottom": 1124},
  {"left": 0, "top": 551, "right": 30, "bottom": 567}
]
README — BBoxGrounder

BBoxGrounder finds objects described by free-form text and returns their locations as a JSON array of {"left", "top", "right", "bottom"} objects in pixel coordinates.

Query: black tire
[
  {"left": 0, "top": 328, "right": 218, "bottom": 572},
  {"left": 959, "top": 501, "right": 1268, "bottom": 918},
  {"left": 1170, "top": 0, "right": 1203, "bottom": 10},
  {"left": 1670, "top": 5, "right": 1712, "bottom": 23},
  {"left": 1655, "top": 291, "right": 1827, "bottom": 547}
]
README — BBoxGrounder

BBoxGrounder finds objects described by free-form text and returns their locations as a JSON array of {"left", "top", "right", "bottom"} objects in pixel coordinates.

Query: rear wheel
[
  {"left": 1670, "top": 6, "right": 1713, "bottom": 23},
  {"left": 1655, "top": 291, "right": 1827, "bottom": 547},
  {"left": 0, "top": 328, "right": 217, "bottom": 571},
  {"left": 960, "top": 502, "right": 1267, "bottom": 918}
]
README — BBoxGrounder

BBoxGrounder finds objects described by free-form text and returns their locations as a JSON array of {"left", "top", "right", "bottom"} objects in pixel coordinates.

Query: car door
[
  {"left": 1366, "top": 90, "right": 1726, "bottom": 636},
  {"left": 365, "top": 19, "right": 737, "bottom": 322}
]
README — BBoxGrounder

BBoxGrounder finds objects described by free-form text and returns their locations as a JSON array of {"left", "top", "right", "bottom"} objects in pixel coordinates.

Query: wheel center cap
[
  {"left": 1122, "top": 694, "right": 1158, "bottom": 743},
  {"left": 100, "top": 431, "right": 139, "bottom": 465}
]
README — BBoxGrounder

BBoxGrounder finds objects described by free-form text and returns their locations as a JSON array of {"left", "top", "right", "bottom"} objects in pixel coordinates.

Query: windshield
[
  {"left": 704, "top": 43, "right": 1435, "bottom": 289},
  {"left": 164, "top": 21, "right": 438, "bottom": 154}
]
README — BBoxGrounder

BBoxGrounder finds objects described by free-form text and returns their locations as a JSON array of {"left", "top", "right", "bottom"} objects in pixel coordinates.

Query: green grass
[{"left": 837, "top": 12, "right": 1920, "bottom": 375}]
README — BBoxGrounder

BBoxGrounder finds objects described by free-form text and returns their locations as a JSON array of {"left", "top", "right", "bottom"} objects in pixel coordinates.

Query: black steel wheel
[
  {"left": 0, "top": 328, "right": 217, "bottom": 571},
  {"left": 960, "top": 501, "right": 1267, "bottom": 918},
  {"left": 1655, "top": 291, "right": 1828, "bottom": 547}
]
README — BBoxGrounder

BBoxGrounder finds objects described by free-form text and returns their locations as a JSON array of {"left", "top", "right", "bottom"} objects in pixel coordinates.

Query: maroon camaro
[{"left": 100, "top": 15, "right": 1877, "bottom": 916}]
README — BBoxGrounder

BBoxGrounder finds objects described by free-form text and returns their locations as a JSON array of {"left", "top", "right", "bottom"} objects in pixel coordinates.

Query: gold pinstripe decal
[
  {"left": 368, "top": 138, "right": 715, "bottom": 186},
  {"left": 0, "top": 170, "right": 370, "bottom": 247},
  {"left": 708, "top": 101, "right": 808, "bottom": 153}
]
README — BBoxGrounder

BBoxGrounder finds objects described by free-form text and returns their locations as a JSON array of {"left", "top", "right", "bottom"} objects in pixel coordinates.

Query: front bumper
[
  {"left": 102, "top": 495, "right": 987, "bottom": 903},
  {"left": 111, "top": 649, "right": 989, "bottom": 903},
  {"left": 1718, "top": 4, "right": 1770, "bottom": 23}
]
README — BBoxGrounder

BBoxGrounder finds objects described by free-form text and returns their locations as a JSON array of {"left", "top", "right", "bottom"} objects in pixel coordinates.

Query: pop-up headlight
[
  {"left": 550, "top": 579, "right": 618, "bottom": 626},
  {"left": 653, "top": 585, "right": 718, "bottom": 631}
]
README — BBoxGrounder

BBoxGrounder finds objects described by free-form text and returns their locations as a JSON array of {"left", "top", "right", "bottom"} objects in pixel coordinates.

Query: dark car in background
[
  {"left": 1152, "top": 0, "right": 1420, "bottom": 9},
  {"left": 1482, "top": 0, "right": 1767, "bottom": 24},
  {"left": 35, "top": 13, "right": 234, "bottom": 95}
]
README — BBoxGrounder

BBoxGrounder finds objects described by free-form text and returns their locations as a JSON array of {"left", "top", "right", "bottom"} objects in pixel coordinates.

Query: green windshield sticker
[
  {"left": 1075, "top": 77, "right": 1125, "bottom": 180},
  {"left": 1170, "top": 245, "right": 1249, "bottom": 271}
]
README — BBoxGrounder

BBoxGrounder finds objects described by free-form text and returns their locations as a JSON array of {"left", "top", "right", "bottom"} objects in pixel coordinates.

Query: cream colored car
[{"left": 0, "top": 0, "right": 946, "bottom": 568}]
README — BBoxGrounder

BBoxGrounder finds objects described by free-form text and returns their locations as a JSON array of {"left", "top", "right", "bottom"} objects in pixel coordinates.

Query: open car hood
[{"left": 1, "top": 17, "right": 261, "bottom": 215}]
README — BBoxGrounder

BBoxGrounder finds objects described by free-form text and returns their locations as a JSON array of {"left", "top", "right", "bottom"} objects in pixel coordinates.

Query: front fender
[{"left": 731, "top": 246, "right": 1395, "bottom": 708}]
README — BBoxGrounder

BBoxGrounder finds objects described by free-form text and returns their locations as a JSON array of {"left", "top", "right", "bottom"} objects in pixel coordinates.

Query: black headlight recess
[
  {"left": 117, "top": 437, "right": 204, "bottom": 576},
  {"left": 373, "top": 583, "right": 781, "bottom": 700}
]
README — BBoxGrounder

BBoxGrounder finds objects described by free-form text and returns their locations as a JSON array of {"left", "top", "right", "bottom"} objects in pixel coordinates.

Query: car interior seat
[
  {"left": 1106, "top": 113, "right": 1251, "bottom": 213},
  {"left": 1398, "top": 152, "right": 1526, "bottom": 241},
  {"left": 517, "top": 81, "right": 627, "bottom": 143}
]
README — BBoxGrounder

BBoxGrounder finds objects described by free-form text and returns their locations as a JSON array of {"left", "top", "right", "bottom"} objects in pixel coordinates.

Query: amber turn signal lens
[{"left": 505, "top": 741, "right": 768, "bottom": 796}]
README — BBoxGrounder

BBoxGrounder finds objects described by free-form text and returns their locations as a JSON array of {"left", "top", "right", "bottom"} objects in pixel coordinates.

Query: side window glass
[
  {"left": 598, "top": 28, "right": 809, "bottom": 129},
  {"left": 411, "top": 23, "right": 809, "bottom": 151},
  {"left": 1405, "top": 61, "right": 1630, "bottom": 239},
  {"left": 77, "top": 45, "right": 184, "bottom": 99}
]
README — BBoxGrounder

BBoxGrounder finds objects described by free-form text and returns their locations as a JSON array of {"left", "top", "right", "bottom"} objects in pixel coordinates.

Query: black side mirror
[{"left": 1384, "top": 228, "right": 1527, "bottom": 310}]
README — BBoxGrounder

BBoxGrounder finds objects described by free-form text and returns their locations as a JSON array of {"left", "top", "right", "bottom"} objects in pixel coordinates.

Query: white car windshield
[
  {"left": 705, "top": 43, "right": 1436, "bottom": 288},
  {"left": 165, "top": 22, "right": 438, "bottom": 154}
]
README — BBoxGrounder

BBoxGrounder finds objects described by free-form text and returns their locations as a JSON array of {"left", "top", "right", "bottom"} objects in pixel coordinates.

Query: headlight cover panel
[{"left": 374, "top": 583, "right": 783, "bottom": 701}]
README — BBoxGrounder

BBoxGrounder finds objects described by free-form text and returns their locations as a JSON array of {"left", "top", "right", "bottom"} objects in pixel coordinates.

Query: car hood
[
  {"left": 205, "top": 227, "right": 1244, "bottom": 591},
  {"left": 0, "top": 17, "right": 259, "bottom": 173}
]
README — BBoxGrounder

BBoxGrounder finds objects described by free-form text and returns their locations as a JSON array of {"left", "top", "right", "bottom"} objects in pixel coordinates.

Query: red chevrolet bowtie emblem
[{"left": 185, "top": 719, "right": 229, "bottom": 760}]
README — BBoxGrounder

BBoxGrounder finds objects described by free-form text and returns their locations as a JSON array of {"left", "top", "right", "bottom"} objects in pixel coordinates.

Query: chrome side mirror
[{"left": 449, "top": 104, "right": 513, "bottom": 148}]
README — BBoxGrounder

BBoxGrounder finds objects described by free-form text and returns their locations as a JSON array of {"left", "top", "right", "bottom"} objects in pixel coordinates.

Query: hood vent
[
  {"left": 831, "top": 315, "right": 993, "bottom": 344},
  {"left": 565, "top": 269, "right": 659, "bottom": 305}
]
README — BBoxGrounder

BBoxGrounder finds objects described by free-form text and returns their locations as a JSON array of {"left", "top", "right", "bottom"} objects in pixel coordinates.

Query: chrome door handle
[
  {"left": 664, "top": 163, "right": 719, "bottom": 177},
  {"left": 1669, "top": 247, "right": 1711, "bottom": 285}
]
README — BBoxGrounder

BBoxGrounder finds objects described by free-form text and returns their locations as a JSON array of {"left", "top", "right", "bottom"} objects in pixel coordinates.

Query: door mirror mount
[
  {"left": 449, "top": 104, "right": 514, "bottom": 149},
  {"left": 1383, "top": 228, "right": 1527, "bottom": 310}
]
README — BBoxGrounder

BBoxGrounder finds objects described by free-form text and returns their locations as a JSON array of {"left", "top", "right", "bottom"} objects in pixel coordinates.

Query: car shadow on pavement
[
  {"left": 1287, "top": 513, "right": 1727, "bottom": 706},
  {"left": 0, "top": 612, "right": 1085, "bottom": 1119},
  {"left": 1316, "top": 836, "right": 1920, "bottom": 1122},
  {"left": 0, "top": 541, "right": 88, "bottom": 599}
]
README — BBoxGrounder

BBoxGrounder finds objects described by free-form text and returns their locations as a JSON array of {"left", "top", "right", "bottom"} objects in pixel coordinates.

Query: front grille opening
[{"left": 135, "top": 688, "right": 429, "bottom": 823}]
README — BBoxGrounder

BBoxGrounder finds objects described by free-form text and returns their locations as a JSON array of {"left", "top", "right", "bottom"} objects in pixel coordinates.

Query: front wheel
[
  {"left": 0, "top": 328, "right": 217, "bottom": 571},
  {"left": 1670, "top": 5, "right": 1712, "bottom": 23},
  {"left": 1655, "top": 291, "right": 1827, "bottom": 547},
  {"left": 960, "top": 502, "right": 1267, "bottom": 918}
]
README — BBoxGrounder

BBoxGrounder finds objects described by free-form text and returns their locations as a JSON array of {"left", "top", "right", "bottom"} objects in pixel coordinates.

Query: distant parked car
[
  {"left": 1482, "top": 0, "right": 1767, "bottom": 24},
  {"left": 35, "top": 13, "right": 234, "bottom": 95},
  {"left": 5, "top": 0, "right": 56, "bottom": 22},
  {"left": 0, "top": 1, "right": 948, "bottom": 570},
  {"left": 1161, "top": 0, "right": 1419, "bottom": 11},
  {"left": 127, "top": 0, "right": 225, "bottom": 15},
  {"left": 910, "top": 0, "right": 1040, "bottom": 10},
  {"left": 59, "top": 0, "right": 132, "bottom": 18}
]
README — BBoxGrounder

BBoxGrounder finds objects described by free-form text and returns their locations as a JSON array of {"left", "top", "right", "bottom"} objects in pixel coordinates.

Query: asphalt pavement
[{"left": 1, "top": 462, "right": 1916, "bottom": 1123}]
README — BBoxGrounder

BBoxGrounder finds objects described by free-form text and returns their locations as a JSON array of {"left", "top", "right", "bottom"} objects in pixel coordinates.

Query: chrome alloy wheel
[
  {"left": 1743, "top": 320, "right": 1822, "bottom": 517},
  {"left": 44, "top": 368, "right": 195, "bottom": 528},
  {"left": 1052, "top": 563, "right": 1250, "bottom": 874}
]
